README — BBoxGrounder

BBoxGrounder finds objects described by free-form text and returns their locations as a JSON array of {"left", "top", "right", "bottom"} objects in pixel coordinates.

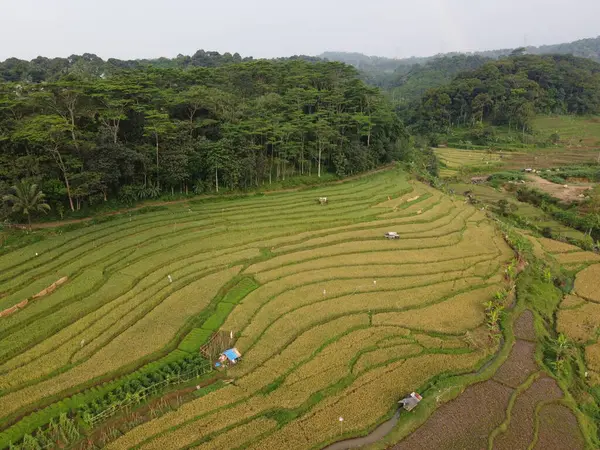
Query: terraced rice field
[
  {"left": 558, "top": 263, "right": 600, "bottom": 385},
  {"left": 0, "top": 169, "right": 519, "bottom": 449},
  {"left": 448, "top": 183, "right": 585, "bottom": 240},
  {"left": 435, "top": 148, "right": 503, "bottom": 177},
  {"left": 392, "top": 311, "right": 585, "bottom": 450},
  {"left": 525, "top": 234, "right": 600, "bottom": 387}
]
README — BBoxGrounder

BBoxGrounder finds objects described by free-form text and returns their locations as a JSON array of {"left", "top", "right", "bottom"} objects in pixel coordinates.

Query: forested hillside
[
  {"left": 0, "top": 60, "right": 406, "bottom": 217},
  {"left": 389, "top": 55, "right": 491, "bottom": 105},
  {"left": 407, "top": 54, "right": 600, "bottom": 138},
  {"left": 321, "top": 36, "right": 600, "bottom": 101}
]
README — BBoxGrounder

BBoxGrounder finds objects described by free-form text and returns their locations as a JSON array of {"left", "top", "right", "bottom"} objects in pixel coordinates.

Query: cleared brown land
[
  {"left": 493, "top": 376, "right": 563, "bottom": 450},
  {"left": 534, "top": 404, "right": 586, "bottom": 450},
  {"left": 513, "top": 310, "right": 536, "bottom": 342},
  {"left": 493, "top": 340, "right": 538, "bottom": 388},
  {"left": 390, "top": 380, "right": 513, "bottom": 450},
  {"left": 502, "top": 149, "right": 600, "bottom": 170},
  {"left": 525, "top": 175, "right": 593, "bottom": 203}
]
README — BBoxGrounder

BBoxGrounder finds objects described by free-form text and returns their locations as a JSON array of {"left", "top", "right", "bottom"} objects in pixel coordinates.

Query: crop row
[
  {"left": 0, "top": 171, "right": 401, "bottom": 292},
  {"left": 245, "top": 351, "right": 487, "bottom": 450},
  {"left": 0, "top": 268, "right": 240, "bottom": 420},
  {"left": 0, "top": 248, "right": 259, "bottom": 377},
  {"left": 236, "top": 270, "right": 493, "bottom": 355}
]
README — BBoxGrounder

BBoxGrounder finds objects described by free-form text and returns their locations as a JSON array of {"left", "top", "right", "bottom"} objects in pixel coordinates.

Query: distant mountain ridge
[
  {"left": 318, "top": 35, "right": 600, "bottom": 71},
  {"left": 319, "top": 36, "right": 600, "bottom": 104}
]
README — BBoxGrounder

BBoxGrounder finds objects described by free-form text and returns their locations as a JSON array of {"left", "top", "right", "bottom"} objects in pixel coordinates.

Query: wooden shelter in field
[{"left": 399, "top": 392, "right": 422, "bottom": 412}]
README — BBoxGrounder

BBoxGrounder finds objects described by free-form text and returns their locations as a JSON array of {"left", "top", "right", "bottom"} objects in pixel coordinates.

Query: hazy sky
[{"left": 1, "top": 0, "right": 599, "bottom": 61}]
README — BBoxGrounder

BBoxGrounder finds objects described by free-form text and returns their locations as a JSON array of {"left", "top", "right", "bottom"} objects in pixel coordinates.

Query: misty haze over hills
[
  {"left": 1, "top": 34, "right": 600, "bottom": 82},
  {"left": 319, "top": 35, "right": 600, "bottom": 72}
]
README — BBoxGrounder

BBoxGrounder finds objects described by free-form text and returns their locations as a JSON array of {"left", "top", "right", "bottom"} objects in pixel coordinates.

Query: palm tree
[{"left": 2, "top": 182, "right": 51, "bottom": 231}]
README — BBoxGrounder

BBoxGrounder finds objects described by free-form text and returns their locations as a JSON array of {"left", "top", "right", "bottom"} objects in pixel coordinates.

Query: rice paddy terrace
[
  {"left": 0, "top": 168, "right": 588, "bottom": 449},
  {"left": 436, "top": 147, "right": 600, "bottom": 179}
]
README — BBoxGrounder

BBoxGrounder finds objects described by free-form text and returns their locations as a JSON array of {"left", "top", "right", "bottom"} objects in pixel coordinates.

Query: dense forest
[
  {"left": 0, "top": 51, "right": 323, "bottom": 83},
  {"left": 388, "top": 55, "right": 492, "bottom": 105},
  {"left": 0, "top": 59, "right": 406, "bottom": 218},
  {"left": 407, "top": 54, "right": 600, "bottom": 139}
]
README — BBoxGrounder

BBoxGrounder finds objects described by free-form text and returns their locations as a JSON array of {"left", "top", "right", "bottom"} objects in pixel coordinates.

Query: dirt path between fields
[{"left": 526, "top": 174, "right": 593, "bottom": 203}]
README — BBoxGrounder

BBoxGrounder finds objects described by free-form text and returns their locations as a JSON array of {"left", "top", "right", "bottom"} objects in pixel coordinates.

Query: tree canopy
[
  {"left": 0, "top": 59, "right": 407, "bottom": 217},
  {"left": 407, "top": 54, "right": 600, "bottom": 136}
]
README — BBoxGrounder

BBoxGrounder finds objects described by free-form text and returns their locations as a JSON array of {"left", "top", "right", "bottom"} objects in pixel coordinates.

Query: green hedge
[{"left": 0, "top": 350, "right": 196, "bottom": 448}]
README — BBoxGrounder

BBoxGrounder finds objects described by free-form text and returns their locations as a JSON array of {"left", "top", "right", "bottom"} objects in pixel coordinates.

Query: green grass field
[{"left": 0, "top": 168, "right": 520, "bottom": 449}]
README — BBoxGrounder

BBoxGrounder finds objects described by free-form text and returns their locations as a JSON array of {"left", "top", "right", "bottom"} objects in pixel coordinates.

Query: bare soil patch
[
  {"left": 513, "top": 310, "right": 536, "bottom": 342},
  {"left": 534, "top": 404, "right": 585, "bottom": 450},
  {"left": 493, "top": 340, "right": 538, "bottom": 388},
  {"left": 493, "top": 376, "right": 563, "bottom": 450},
  {"left": 390, "top": 380, "right": 513, "bottom": 450},
  {"left": 526, "top": 175, "right": 593, "bottom": 203}
]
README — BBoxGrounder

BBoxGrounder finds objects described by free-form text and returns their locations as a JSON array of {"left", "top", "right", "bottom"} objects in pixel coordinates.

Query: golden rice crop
[
  {"left": 233, "top": 314, "right": 369, "bottom": 386},
  {"left": 585, "top": 342, "right": 600, "bottom": 373},
  {"left": 138, "top": 400, "right": 267, "bottom": 450},
  {"left": 248, "top": 338, "right": 418, "bottom": 409},
  {"left": 283, "top": 327, "right": 406, "bottom": 386},
  {"left": 239, "top": 277, "right": 483, "bottom": 370},
  {"left": 0, "top": 267, "right": 240, "bottom": 417},
  {"left": 273, "top": 208, "right": 474, "bottom": 254},
  {"left": 412, "top": 333, "right": 468, "bottom": 350},
  {"left": 256, "top": 201, "right": 471, "bottom": 253},
  {"left": 0, "top": 271, "right": 130, "bottom": 374},
  {"left": 253, "top": 226, "right": 506, "bottom": 283},
  {"left": 238, "top": 270, "right": 490, "bottom": 350},
  {"left": 372, "top": 284, "right": 502, "bottom": 334},
  {"left": 192, "top": 418, "right": 277, "bottom": 450},
  {"left": 227, "top": 254, "right": 499, "bottom": 332},
  {"left": 557, "top": 303, "right": 600, "bottom": 343},
  {"left": 0, "top": 251, "right": 254, "bottom": 389},
  {"left": 538, "top": 237, "right": 581, "bottom": 254},
  {"left": 574, "top": 264, "right": 600, "bottom": 302},
  {"left": 523, "top": 235, "right": 549, "bottom": 260},
  {"left": 378, "top": 197, "right": 450, "bottom": 220},
  {"left": 376, "top": 333, "right": 412, "bottom": 348},
  {"left": 247, "top": 351, "right": 485, "bottom": 450},
  {"left": 555, "top": 252, "right": 600, "bottom": 264},
  {"left": 106, "top": 384, "right": 249, "bottom": 450},
  {"left": 0, "top": 171, "right": 516, "bottom": 447},
  {"left": 352, "top": 344, "right": 422, "bottom": 374},
  {"left": 372, "top": 187, "right": 423, "bottom": 209},
  {"left": 560, "top": 294, "right": 587, "bottom": 309},
  {"left": 246, "top": 232, "right": 464, "bottom": 275}
]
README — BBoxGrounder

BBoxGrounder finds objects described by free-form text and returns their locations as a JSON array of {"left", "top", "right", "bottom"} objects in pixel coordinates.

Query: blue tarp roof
[{"left": 223, "top": 348, "right": 241, "bottom": 361}]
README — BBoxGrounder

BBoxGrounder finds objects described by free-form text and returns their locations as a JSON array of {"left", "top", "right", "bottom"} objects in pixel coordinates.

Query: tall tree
[{"left": 2, "top": 181, "right": 50, "bottom": 230}]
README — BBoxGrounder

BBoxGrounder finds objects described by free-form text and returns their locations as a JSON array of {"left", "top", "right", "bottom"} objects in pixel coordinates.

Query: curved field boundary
[{"left": 0, "top": 170, "right": 519, "bottom": 449}]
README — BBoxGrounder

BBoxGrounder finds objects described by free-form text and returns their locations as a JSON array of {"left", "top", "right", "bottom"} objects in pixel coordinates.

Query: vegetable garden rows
[{"left": 1, "top": 168, "right": 523, "bottom": 448}]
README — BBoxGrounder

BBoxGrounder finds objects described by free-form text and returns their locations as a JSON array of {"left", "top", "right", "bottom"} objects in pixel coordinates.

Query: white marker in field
[
  {"left": 323, "top": 289, "right": 326, "bottom": 296},
  {"left": 168, "top": 275, "right": 173, "bottom": 283},
  {"left": 35, "top": 253, "right": 38, "bottom": 256},
  {"left": 373, "top": 280, "right": 377, "bottom": 285},
  {"left": 339, "top": 417, "right": 344, "bottom": 435}
]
